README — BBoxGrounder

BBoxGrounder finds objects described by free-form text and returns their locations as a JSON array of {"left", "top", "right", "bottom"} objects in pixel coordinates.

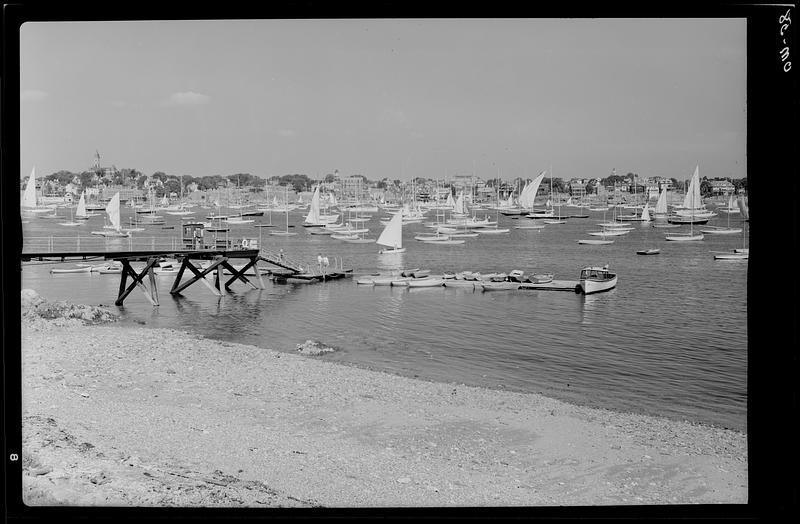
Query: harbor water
[{"left": 21, "top": 206, "right": 749, "bottom": 431}]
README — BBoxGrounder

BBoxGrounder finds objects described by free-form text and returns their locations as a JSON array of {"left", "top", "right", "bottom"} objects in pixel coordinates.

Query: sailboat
[
  {"left": 271, "top": 186, "right": 298, "bottom": 236},
  {"left": 714, "top": 198, "right": 749, "bottom": 260},
  {"left": 90, "top": 192, "right": 130, "bottom": 237},
  {"left": 377, "top": 209, "right": 406, "bottom": 254},
  {"left": 578, "top": 206, "right": 615, "bottom": 245},
  {"left": 58, "top": 203, "right": 81, "bottom": 227},
  {"left": 669, "top": 165, "right": 714, "bottom": 223},
  {"left": 635, "top": 204, "right": 660, "bottom": 254},
  {"left": 516, "top": 172, "right": 549, "bottom": 227},
  {"left": 718, "top": 194, "right": 741, "bottom": 215},
  {"left": 74, "top": 191, "right": 98, "bottom": 220},
  {"left": 526, "top": 171, "right": 555, "bottom": 219},
  {"left": 303, "top": 185, "right": 326, "bottom": 227},
  {"left": 665, "top": 166, "right": 705, "bottom": 241},
  {"left": 701, "top": 196, "right": 743, "bottom": 234},
  {"left": 650, "top": 185, "right": 679, "bottom": 229},
  {"left": 474, "top": 185, "right": 510, "bottom": 234},
  {"left": 20, "top": 166, "right": 53, "bottom": 214},
  {"left": 542, "top": 168, "right": 566, "bottom": 224}
]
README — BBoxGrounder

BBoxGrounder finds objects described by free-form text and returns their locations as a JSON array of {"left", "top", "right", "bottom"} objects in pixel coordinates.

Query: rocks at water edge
[
  {"left": 21, "top": 289, "right": 119, "bottom": 324},
  {"left": 296, "top": 340, "right": 337, "bottom": 356}
]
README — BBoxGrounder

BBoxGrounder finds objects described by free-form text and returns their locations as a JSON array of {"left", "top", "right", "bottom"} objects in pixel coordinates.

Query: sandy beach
[{"left": 19, "top": 291, "right": 747, "bottom": 508}]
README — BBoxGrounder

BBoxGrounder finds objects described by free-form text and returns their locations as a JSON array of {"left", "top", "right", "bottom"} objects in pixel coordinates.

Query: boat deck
[{"left": 517, "top": 279, "right": 581, "bottom": 292}]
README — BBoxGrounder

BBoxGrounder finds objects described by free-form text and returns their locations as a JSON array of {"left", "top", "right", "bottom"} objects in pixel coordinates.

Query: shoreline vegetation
[{"left": 20, "top": 290, "right": 747, "bottom": 507}]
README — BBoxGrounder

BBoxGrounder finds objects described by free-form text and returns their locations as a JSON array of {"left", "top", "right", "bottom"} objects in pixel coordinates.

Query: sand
[{"left": 19, "top": 292, "right": 747, "bottom": 508}]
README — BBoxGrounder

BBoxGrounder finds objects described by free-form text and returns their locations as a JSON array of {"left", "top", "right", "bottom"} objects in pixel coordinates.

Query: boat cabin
[{"left": 580, "top": 265, "right": 615, "bottom": 281}]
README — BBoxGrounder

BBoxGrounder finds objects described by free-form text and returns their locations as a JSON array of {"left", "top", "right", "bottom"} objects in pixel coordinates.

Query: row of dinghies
[{"left": 356, "top": 265, "right": 618, "bottom": 295}]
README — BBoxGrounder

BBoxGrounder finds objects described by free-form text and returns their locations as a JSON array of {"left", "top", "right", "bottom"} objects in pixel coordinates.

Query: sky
[{"left": 19, "top": 18, "right": 746, "bottom": 182}]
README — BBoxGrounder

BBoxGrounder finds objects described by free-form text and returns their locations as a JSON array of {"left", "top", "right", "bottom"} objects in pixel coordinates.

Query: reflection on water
[{"left": 376, "top": 252, "right": 405, "bottom": 273}]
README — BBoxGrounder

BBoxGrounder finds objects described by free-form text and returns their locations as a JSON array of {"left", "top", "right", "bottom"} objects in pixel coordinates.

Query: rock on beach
[{"left": 20, "top": 293, "right": 748, "bottom": 508}]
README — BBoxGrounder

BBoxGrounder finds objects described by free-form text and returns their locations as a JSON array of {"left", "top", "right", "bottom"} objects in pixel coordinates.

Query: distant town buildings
[{"left": 707, "top": 179, "right": 736, "bottom": 195}]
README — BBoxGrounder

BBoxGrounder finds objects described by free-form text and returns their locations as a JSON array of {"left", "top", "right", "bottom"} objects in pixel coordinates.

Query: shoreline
[{"left": 20, "top": 296, "right": 747, "bottom": 507}]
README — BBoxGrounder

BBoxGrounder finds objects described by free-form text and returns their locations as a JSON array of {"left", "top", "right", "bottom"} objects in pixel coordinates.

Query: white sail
[
  {"left": 682, "top": 165, "right": 702, "bottom": 209},
  {"left": 737, "top": 197, "right": 749, "bottom": 220},
  {"left": 160, "top": 195, "right": 169, "bottom": 207},
  {"left": 106, "top": 192, "right": 122, "bottom": 231},
  {"left": 21, "top": 166, "right": 38, "bottom": 208},
  {"left": 446, "top": 192, "right": 455, "bottom": 209},
  {"left": 517, "top": 181, "right": 530, "bottom": 207},
  {"left": 304, "top": 186, "right": 321, "bottom": 224},
  {"left": 519, "top": 171, "right": 546, "bottom": 209},
  {"left": 454, "top": 192, "right": 466, "bottom": 214},
  {"left": 640, "top": 202, "right": 651, "bottom": 222},
  {"left": 505, "top": 191, "right": 514, "bottom": 207},
  {"left": 329, "top": 192, "right": 337, "bottom": 206},
  {"left": 376, "top": 209, "right": 403, "bottom": 249},
  {"left": 76, "top": 192, "right": 87, "bottom": 217},
  {"left": 654, "top": 187, "right": 668, "bottom": 214}
]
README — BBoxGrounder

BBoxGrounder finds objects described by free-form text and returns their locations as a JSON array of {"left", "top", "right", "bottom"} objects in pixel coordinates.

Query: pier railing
[
  {"left": 22, "top": 236, "right": 347, "bottom": 276},
  {"left": 22, "top": 235, "right": 193, "bottom": 253}
]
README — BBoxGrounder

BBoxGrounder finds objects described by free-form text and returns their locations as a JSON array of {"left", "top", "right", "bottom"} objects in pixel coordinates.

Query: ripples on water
[{"left": 21, "top": 209, "right": 748, "bottom": 430}]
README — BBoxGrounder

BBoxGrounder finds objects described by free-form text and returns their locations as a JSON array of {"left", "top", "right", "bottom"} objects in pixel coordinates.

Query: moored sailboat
[{"left": 90, "top": 192, "right": 130, "bottom": 237}]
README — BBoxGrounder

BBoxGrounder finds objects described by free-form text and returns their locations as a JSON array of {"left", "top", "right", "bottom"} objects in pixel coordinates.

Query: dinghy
[
  {"left": 376, "top": 211, "right": 406, "bottom": 254},
  {"left": 50, "top": 265, "right": 92, "bottom": 274}
]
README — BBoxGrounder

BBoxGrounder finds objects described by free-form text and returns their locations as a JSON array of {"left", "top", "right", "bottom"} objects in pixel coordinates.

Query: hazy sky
[{"left": 20, "top": 18, "right": 746, "bottom": 182}]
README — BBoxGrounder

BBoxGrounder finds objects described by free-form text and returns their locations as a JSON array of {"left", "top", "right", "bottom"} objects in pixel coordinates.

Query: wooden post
[
  {"left": 217, "top": 264, "right": 226, "bottom": 297},
  {"left": 254, "top": 256, "right": 265, "bottom": 289},
  {"left": 170, "top": 257, "right": 190, "bottom": 294},
  {"left": 148, "top": 261, "right": 160, "bottom": 306},
  {"left": 171, "top": 257, "right": 224, "bottom": 296},
  {"left": 115, "top": 257, "right": 159, "bottom": 306},
  {"left": 221, "top": 259, "right": 258, "bottom": 290}
]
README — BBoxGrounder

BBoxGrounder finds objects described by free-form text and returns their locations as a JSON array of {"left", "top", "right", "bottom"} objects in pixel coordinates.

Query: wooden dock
[{"left": 22, "top": 247, "right": 354, "bottom": 305}]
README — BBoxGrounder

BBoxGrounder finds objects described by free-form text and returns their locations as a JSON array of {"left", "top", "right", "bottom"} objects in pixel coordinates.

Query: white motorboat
[{"left": 579, "top": 265, "right": 618, "bottom": 294}]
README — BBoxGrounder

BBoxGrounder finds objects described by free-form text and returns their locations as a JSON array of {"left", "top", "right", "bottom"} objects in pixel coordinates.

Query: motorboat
[{"left": 579, "top": 265, "right": 618, "bottom": 294}]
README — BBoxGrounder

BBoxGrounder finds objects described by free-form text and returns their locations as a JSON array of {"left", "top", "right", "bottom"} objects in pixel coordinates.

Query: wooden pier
[{"left": 21, "top": 248, "right": 310, "bottom": 306}]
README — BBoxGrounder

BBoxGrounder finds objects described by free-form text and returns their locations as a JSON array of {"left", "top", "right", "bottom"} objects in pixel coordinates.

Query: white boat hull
[
  {"left": 480, "top": 282, "right": 520, "bottom": 291},
  {"left": 407, "top": 278, "right": 444, "bottom": 288},
  {"left": 580, "top": 275, "right": 618, "bottom": 294},
  {"left": 714, "top": 253, "right": 748, "bottom": 260},
  {"left": 50, "top": 266, "right": 92, "bottom": 274},
  {"left": 700, "top": 228, "right": 742, "bottom": 235},
  {"left": 665, "top": 233, "right": 704, "bottom": 241},
  {"left": 577, "top": 239, "right": 614, "bottom": 245}
]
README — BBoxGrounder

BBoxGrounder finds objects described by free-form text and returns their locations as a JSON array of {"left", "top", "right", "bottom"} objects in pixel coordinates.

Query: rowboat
[
  {"left": 421, "top": 239, "right": 466, "bottom": 245},
  {"left": 480, "top": 281, "right": 520, "bottom": 291},
  {"left": 50, "top": 266, "right": 92, "bottom": 274},
  {"left": 714, "top": 252, "right": 748, "bottom": 260},
  {"left": 407, "top": 277, "right": 444, "bottom": 288},
  {"left": 636, "top": 248, "right": 661, "bottom": 255},
  {"left": 577, "top": 239, "right": 614, "bottom": 245}
]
